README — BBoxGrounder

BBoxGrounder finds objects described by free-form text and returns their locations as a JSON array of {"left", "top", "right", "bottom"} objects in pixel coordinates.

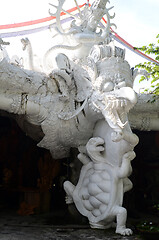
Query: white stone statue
[
  {"left": 0, "top": 0, "right": 157, "bottom": 236},
  {"left": 64, "top": 135, "right": 137, "bottom": 235}
]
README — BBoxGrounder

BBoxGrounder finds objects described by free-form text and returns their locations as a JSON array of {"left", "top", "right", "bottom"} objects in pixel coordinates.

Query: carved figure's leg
[
  {"left": 112, "top": 206, "right": 133, "bottom": 236},
  {"left": 63, "top": 181, "right": 75, "bottom": 204},
  {"left": 89, "top": 221, "right": 114, "bottom": 230}
]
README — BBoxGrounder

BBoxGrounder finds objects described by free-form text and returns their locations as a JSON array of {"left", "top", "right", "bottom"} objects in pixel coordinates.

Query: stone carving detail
[
  {"left": 21, "top": 37, "right": 43, "bottom": 72},
  {"left": 45, "top": 0, "right": 116, "bottom": 61},
  {"left": 0, "top": 0, "right": 143, "bottom": 235}
]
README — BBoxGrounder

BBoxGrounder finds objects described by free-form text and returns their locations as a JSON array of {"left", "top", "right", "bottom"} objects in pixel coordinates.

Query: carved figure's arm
[
  {"left": 78, "top": 152, "right": 90, "bottom": 165},
  {"left": 122, "top": 131, "right": 139, "bottom": 146},
  {"left": 118, "top": 151, "right": 136, "bottom": 179}
]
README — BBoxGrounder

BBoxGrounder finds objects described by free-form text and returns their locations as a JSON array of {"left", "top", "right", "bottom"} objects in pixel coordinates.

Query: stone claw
[
  {"left": 111, "top": 130, "right": 123, "bottom": 142},
  {"left": 116, "top": 227, "right": 133, "bottom": 236},
  {"left": 65, "top": 195, "right": 73, "bottom": 204}
]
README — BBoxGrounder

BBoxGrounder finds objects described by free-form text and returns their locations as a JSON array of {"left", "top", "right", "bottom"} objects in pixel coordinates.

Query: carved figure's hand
[
  {"left": 123, "top": 151, "right": 136, "bottom": 162},
  {"left": 86, "top": 137, "right": 105, "bottom": 163},
  {"left": 111, "top": 130, "right": 123, "bottom": 142}
]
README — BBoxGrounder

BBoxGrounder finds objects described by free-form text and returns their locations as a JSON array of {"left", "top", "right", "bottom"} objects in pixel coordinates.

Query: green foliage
[
  {"left": 137, "top": 221, "right": 159, "bottom": 233},
  {"left": 135, "top": 34, "right": 159, "bottom": 95}
]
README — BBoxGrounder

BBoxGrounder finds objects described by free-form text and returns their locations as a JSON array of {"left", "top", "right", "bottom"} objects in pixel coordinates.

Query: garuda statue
[{"left": 0, "top": 0, "right": 143, "bottom": 235}]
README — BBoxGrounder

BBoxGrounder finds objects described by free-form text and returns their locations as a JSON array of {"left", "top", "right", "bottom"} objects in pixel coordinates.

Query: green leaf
[
  {"left": 139, "top": 76, "right": 146, "bottom": 82},
  {"left": 136, "top": 34, "right": 159, "bottom": 95}
]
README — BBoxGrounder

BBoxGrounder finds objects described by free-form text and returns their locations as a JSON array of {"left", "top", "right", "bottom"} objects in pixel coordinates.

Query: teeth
[
  {"left": 114, "top": 100, "right": 118, "bottom": 108},
  {"left": 120, "top": 100, "right": 124, "bottom": 107},
  {"left": 112, "top": 101, "right": 116, "bottom": 108}
]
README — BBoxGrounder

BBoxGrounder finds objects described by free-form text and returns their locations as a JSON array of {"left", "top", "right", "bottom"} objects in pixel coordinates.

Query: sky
[
  {"left": 110, "top": 0, "right": 159, "bottom": 63},
  {"left": 0, "top": 0, "right": 159, "bottom": 91}
]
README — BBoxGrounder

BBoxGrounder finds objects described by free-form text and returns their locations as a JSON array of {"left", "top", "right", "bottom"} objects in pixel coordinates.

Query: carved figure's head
[{"left": 89, "top": 44, "right": 134, "bottom": 92}]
